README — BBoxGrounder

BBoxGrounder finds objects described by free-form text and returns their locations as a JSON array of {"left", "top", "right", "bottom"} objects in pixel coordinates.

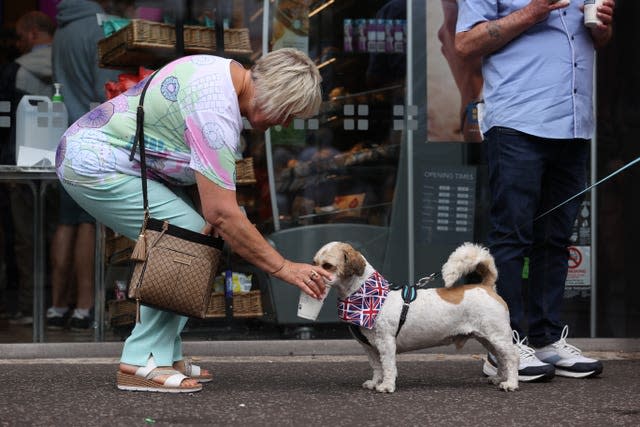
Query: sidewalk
[
  {"left": 1, "top": 339, "right": 639, "bottom": 426},
  {"left": 2, "top": 337, "right": 640, "bottom": 359}
]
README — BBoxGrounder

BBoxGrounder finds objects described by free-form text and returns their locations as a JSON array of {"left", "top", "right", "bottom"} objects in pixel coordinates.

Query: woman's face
[{"left": 248, "top": 107, "right": 293, "bottom": 132}]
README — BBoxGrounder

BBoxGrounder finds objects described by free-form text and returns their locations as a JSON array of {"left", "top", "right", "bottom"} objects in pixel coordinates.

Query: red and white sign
[{"left": 566, "top": 246, "right": 590, "bottom": 290}]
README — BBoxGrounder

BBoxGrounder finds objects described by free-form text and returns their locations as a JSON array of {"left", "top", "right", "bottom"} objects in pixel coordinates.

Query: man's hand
[
  {"left": 588, "top": 0, "right": 615, "bottom": 48},
  {"left": 524, "top": 0, "right": 570, "bottom": 24}
]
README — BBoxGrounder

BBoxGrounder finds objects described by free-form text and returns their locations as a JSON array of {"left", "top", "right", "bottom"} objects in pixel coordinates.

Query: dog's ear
[{"left": 341, "top": 245, "right": 366, "bottom": 278}]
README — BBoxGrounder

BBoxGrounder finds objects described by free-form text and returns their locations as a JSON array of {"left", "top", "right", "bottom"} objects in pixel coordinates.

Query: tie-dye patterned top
[{"left": 55, "top": 55, "right": 242, "bottom": 190}]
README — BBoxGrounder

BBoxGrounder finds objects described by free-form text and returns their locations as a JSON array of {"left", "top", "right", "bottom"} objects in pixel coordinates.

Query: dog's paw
[
  {"left": 498, "top": 380, "right": 518, "bottom": 392},
  {"left": 362, "top": 380, "right": 378, "bottom": 390},
  {"left": 488, "top": 376, "right": 504, "bottom": 386},
  {"left": 375, "top": 382, "right": 396, "bottom": 393}
]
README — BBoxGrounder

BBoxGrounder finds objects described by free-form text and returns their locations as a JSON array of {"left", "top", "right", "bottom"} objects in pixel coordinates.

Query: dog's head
[{"left": 313, "top": 242, "right": 369, "bottom": 297}]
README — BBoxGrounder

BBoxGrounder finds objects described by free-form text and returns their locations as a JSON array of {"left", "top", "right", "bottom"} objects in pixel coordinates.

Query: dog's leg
[
  {"left": 493, "top": 338, "right": 519, "bottom": 392},
  {"left": 478, "top": 334, "right": 518, "bottom": 392},
  {"left": 374, "top": 338, "right": 397, "bottom": 393},
  {"left": 361, "top": 345, "right": 383, "bottom": 390}
]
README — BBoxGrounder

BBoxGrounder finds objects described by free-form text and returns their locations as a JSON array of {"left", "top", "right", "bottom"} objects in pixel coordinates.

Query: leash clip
[{"left": 417, "top": 272, "right": 436, "bottom": 288}]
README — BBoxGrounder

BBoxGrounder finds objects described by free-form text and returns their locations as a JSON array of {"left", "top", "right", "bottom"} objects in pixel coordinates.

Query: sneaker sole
[
  {"left": 554, "top": 366, "right": 603, "bottom": 378},
  {"left": 483, "top": 361, "right": 555, "bottom": 382}
]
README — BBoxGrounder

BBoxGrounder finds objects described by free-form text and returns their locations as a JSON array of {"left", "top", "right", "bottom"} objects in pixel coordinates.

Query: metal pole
[
  {"left": 94, "top": 224, "right": 106, "bottom": 341},
  {"left": 406, "top": 0, "right": 415, "bottom": 283},
  {"left": 590, "top": 55, "right": 598, "bottom": 337},
  {"left": 263, "top": 0, "right": 280, "bottom": 231}
]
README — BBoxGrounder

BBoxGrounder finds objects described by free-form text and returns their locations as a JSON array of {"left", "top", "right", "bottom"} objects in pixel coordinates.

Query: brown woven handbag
[{"left": 126, "top": 70, "right": 223, "bottom": 321}]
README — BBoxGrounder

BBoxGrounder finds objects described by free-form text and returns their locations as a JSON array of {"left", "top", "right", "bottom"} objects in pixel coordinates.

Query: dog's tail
[{"left": 441, "top": 243, "right": 497, "bottom": 288}]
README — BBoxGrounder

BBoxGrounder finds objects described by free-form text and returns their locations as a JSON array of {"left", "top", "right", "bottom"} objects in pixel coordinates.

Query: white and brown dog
[{"left": 313, "top": 241, "right": 518, "bottom": 393}]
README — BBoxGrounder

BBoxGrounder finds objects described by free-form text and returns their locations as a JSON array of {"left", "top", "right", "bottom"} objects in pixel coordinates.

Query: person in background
[
  {"left": 46, "top": 0, "right": 133, "bottom": 330},
  {"left": 56, "top": 48, "right": 331, "bottom": 392},
  {"left": 0, "top": 11, "right": 56, "bottom": 326},
  {"left": 438, "top": 0, "right": 483, "bottom": 142},
  {"left": 0, "top": 28, "right": 20, "bottom": 321},
  {"left": 455, "top": 0, "right": 615, "bottom": 381}
]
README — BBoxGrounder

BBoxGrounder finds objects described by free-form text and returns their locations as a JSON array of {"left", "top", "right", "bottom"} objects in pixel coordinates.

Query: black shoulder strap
[{"left": 128, "top": 71, "right": 158, "bottom": 213}]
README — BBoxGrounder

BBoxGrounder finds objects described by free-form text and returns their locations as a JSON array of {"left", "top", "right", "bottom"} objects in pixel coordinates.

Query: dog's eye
[{"left": 322, "top": 263, "right": 334, "bottom": 270}]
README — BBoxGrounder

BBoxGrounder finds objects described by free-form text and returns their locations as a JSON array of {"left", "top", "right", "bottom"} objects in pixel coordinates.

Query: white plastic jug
[{"left": 15, "top": 95, "right": 68, "bottom": 166}]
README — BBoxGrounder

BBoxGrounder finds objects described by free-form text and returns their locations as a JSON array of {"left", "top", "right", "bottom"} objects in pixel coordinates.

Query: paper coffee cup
[
  {"left": 297, "top": 286, "right": 331, "bottom": 321},
  {"left": 584, "top": 0, "right": 603, "bottom": 28}
]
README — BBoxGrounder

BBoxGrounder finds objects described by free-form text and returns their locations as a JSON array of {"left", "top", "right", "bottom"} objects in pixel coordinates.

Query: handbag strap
[{"left": 128, "top": 70, "right": 159, "bottom": 214}]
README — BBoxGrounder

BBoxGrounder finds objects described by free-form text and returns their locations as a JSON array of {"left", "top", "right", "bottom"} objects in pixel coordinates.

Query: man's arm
[{"left": 454, "top": 0, "right": 569, "bottom": 59}]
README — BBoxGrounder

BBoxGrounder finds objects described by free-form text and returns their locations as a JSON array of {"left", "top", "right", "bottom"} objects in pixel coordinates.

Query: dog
[{"left": 313, "top": 241, "right": 518, "bottom": 392}]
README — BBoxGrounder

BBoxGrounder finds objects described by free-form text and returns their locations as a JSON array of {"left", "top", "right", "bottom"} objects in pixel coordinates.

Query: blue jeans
[{"left": 485, "top": 127, "right": 589, "bottom": 347}]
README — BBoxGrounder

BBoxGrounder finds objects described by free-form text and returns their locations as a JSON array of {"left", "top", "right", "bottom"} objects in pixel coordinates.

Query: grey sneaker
[
  {"left": 483, "top": 330, "right": 555, "bottom": 382},
  {"left": 8, "top": 311, "right": 33, "bottom": 326},
  {"left": 534, "top": 325, "right": 603, "bottom": 378}
]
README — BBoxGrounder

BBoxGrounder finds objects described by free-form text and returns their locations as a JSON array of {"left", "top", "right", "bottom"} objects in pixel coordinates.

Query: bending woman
[{"left": 56, "top": 48, "right": 331, "bottom": 393}]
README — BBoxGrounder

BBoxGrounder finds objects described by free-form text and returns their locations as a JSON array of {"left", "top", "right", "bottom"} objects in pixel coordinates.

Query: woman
[{"left": 56, "top": 48, "right": 331, "bottom": 393}]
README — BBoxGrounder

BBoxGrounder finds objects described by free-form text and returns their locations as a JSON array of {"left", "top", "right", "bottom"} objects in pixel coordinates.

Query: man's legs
[
  {"left": 485, "top": 127, "right": 546, "bottom": 335},
  {"left": 527, "top": 141, "right": 603, "bottom": 378},
  {"left": 483, "top": 127, "right": 556, "bottom": 381},
  {"left": 527, "top": 140, "right": 589, "bottom": 347}
]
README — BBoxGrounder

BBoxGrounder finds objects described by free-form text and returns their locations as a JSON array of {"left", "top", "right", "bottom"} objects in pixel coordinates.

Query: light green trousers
[{"left": 61, "top": 173, "right": 205, "bottom": 367}]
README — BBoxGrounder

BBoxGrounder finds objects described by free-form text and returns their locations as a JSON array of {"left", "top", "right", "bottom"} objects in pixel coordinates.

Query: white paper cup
[
  {"left": 584, "top": 0, "right": 603, "bottom": 28},
  {"left": 297, "top": 286, "right": 331, "bottom": 321}
]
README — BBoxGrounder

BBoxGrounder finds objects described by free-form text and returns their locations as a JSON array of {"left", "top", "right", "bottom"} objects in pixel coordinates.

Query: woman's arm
[{"left": 195, "top": 172, "right": 330, "bottom": 299}]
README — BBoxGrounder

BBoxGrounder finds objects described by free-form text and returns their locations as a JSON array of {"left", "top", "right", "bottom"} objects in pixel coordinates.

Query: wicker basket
[
  {"left": 98, "top": 19, "right": 252, "bottom": 68},
  {"left": 206, "top": 291, "right": 263, "bottom": 318},
  {"left": 236, "top": 157, "right": 256, "bottom": 185},
  {"left": 105, "top": 233, "right": 136, "bottom": 265},
  {"left": 106, "top": 291, "right": 263, "bottom": 326},
  {"left": 108, "top": 299, "right": 137, "bottom": 327}
]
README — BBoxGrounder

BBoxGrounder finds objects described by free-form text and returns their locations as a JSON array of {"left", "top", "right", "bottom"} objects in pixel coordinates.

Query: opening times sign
[{"left": 420, "top": 166, "right": 476, "bottom": 244}]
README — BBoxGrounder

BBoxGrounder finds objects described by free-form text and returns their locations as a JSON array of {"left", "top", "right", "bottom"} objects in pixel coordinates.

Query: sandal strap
[
  {"left": 135, "top": 355, "right": 158, "bottom": 378},
  {"left": 182, "top": 359, "right": 201, "bottom": 377},
  {"left": 145, "top": 369, "right": 189, "bottom": 387}
]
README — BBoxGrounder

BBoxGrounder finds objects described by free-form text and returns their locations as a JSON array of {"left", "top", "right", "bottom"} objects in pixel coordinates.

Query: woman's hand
[
  {"left": 273, "top": 260, "right": 333, "bottom": 299},
  {"left": 200, "top": 222, "right": 216, "bottom": 236}
]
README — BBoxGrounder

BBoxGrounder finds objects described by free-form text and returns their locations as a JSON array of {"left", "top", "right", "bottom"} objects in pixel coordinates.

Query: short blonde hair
[{"left": 252, "top": 48, "right": 322, "bottom": 122}]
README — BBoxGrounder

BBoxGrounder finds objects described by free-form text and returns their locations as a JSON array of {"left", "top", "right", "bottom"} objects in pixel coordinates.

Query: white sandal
[
  {"left": 117, "top": 356, "right": 202, "bottom": 393},
  {"left": 179, "top": 359, "right": 213, "bottom": 383}
]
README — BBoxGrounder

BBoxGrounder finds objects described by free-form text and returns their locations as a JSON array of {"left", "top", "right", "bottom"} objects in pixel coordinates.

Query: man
[{"left": 455, "top": 0, "right": 615, "bottom": 381}]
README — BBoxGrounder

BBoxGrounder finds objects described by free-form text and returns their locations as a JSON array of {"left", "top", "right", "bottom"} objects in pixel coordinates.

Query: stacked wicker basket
[
  {"left": 108, "top": 291, "right": 263, "bottom": 327},
  {"left": 98, "top": 19, "right": 252, "bottom": 68}
]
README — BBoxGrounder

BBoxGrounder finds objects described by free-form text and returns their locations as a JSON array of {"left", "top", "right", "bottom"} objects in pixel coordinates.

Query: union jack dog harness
[{"left": 337, "top": 271, "right": 437, "bottom": 346}]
